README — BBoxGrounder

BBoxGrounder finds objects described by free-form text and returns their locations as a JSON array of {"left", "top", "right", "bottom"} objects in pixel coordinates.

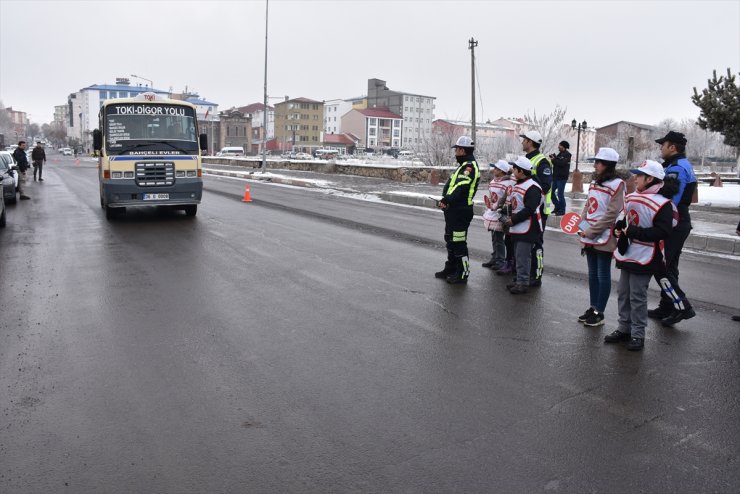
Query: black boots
[{"left": 435, "top": 261, "right": 454, "bottom": 279}]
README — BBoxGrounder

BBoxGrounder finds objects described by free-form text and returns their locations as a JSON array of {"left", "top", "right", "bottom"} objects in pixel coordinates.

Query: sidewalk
[{"left": 203, "top": 163, "right": 740, "bottom": 257}]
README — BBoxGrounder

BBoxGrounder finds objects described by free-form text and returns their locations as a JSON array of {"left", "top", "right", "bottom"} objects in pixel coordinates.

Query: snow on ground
[{"left": 694, "top": 183, "right": 740, "bottom": 207}]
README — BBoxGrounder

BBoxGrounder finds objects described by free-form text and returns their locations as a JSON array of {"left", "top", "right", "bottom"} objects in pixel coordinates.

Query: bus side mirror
[
  {"left": 93, "top": 129, "right": 102, "bottom": 151},
  {"left": 199, "top": 133, "right": 208, "bottom": 152}
]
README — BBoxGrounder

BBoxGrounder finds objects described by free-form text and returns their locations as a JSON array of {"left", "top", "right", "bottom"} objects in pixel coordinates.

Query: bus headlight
[
  {"left": 124, "top": 171, "right": 134, "bottom": 178},
  {"left": 175, "top": 171, "right": 186, "bottom": 178},
  {"left": 112, "top": 171, "right": 122, "bottom": 179},
  {"left": 186, "top": 170, "right": 197, "bottom": 177}
]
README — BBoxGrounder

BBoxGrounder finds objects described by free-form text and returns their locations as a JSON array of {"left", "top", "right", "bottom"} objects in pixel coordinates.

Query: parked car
[
  {"left": 0, "top": 183, "right": 6, "bottom": 228},
  {"left": 294, "top": 152, "right": 313, "bottom": 160},
  {"left": 60, "top": 147, "right": 73, "bottom": 156},
  {"left": 0, "top": 150, "right": 18, "bottom": 204}
]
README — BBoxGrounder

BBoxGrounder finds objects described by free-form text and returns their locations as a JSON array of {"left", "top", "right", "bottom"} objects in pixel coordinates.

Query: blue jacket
[{"left": 663, "top": 154, "right": 696, "bottom": 225}]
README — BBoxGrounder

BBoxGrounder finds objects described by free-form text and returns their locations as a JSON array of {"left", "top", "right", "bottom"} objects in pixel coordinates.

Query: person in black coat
[
  {"left": 31, "top": 141, "right": 47, "bottom": 181},
  {"left": 12, "top": 141, "right": 31, "bottom": 200},
  {"left": 549, "top": 140, "right": 571, "bottom": 215}
]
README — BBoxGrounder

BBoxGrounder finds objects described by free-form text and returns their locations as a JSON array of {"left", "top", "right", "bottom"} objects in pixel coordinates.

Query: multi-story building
[
  {"left": 366, "top": 78, "right": 435, "bottom": 149},
  {"left": 4, "top": 107, "right": 29, "bottom": 141},
  {"left": 323, "top": 99, "right": 354, "bottom": 135},
  {"left": 238, "top": 103, "right": 275, "bottom": 154},
  {"left": 170, "top": 91, "right": 218, "bottom": 121},
  {"left": 341, "top": 107, "right": 403, "bottom": 150},
  {"left": 53, "top": 105, "right": 69, "bottom": 130},
  {"left": 273, "top": 97, "right": 324, "bottom": 152}
]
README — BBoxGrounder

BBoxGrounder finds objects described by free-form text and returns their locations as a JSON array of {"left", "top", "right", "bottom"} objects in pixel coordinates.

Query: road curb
[
  {"left": 206, "top": 169, "right": 738, "bottom": 257},
  {"left": 377, "top": 192, "right": 739, "bottom": 257},
  {"left": 204, "top": 168, "right": 317, "bottom": 189}
]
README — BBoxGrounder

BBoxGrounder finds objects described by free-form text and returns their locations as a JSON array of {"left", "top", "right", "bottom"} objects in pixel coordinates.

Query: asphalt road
[{"left": 1, "top": 156, "right": 738, "bottom": 493}]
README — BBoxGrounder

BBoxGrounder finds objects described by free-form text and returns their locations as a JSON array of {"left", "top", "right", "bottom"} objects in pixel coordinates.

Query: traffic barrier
[{"left": 241, "top": 183, "right": 252, "bottom": 202}]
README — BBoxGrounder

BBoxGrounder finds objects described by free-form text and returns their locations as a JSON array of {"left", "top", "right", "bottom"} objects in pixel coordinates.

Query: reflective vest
[
  {"left": 488, "top": 177, "right": 515, "bottom": 208},
  {"left": 581, "top": 177, "right": 625, "bottom": 247},
  {"left": 509, "top": 179, "right": 543, "bottom": 235},
  {"left": 445, "top": 160, "right": 481, "bottom": 206},
  {"left": 613, "top": 192, "right": 676, "bottom": 265},
  {"left": 484, "top": 177, "right": 515, "bottom": 231},
  {"left": 530, "top": 153, "right": 552, "bottom": 215}
]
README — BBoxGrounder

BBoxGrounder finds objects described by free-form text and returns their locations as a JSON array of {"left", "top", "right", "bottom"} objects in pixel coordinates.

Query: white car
[
  {"left": 60, "top": 147, "right": 73, "bottom": 156},
  {"left": 0, "top": 150, "right": 19, "bottom": 204},
  {"left": 294, "top": 152, "right": 313, "bottom": 160}
]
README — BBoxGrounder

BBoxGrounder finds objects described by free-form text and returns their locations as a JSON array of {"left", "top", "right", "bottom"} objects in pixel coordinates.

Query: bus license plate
[{"left": 143, "top": 193, "right": 169, "bottom": 201}]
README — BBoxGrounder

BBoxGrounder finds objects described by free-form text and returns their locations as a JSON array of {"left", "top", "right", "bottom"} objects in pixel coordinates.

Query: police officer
[
  {"left": 648, "top": 131, "right": 698, "bottom": 326},
  {"left": 519, "top": 130, "right": 553, "bottom": 286},
  {"left": 434, "top": 136, "right": 481, "bottom": 284}
]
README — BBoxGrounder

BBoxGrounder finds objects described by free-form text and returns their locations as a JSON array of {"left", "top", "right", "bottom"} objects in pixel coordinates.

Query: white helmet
[
  {"left": 519, "top": 130, "right": 543, "bottom": 144},
  {"left": 452, "top": 136, "right": 475, "bottom": 148}
]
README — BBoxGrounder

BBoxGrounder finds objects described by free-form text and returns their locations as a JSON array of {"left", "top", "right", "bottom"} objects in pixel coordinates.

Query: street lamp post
[
  {"left": 130, "top": 74, "right": 153, "bottom": 89},
  {"left": 570, "top": 118, "right": 587, "bottom": 193}
]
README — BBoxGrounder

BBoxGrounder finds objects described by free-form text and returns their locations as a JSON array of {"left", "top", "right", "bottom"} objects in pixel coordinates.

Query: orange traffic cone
[
  {"left": 241, "top": 183, "right": 252, "bottom": 202},
  {"left": 74, "top": 159, "right": 81, "bottom": 167}
]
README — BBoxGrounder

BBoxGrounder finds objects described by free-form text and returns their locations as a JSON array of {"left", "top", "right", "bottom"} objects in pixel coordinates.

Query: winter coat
[
  {"left": 31, "top": 147, "right": 46, "bottom": 163},
  {"left": 12, "top": 148, "right": 29, "bottom": 171},
  {"left": 551, "top": 150, "right": 571, "bottom": 180}
]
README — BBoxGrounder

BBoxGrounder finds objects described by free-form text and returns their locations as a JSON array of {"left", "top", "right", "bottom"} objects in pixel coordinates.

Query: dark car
[
  {"left": 0, "top": 150, "right": 18, "bottom": 204},
  {"left": 0, "top": 183, "right": 6, "bottom": 228}
]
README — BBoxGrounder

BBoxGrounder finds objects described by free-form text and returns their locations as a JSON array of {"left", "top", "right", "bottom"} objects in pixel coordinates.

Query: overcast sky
[{"left": 1, "top": 0, "right": 738, "bottom": 128}]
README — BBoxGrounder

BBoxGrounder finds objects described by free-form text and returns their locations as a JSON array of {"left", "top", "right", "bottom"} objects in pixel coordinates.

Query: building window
[
  {"left": 369, "top": 118, "right": 377, "bottom": 126},
  {"left": 393, "top": 129, "right": 399, "bottom": 137},
  {"left": 369, "top": 128, "right": 376, "bottom": 136}
]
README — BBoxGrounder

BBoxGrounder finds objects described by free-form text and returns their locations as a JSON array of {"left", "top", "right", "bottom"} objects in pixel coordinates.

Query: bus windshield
[{"left": 105, "top": 103, "right": 198, "bottom": 155}]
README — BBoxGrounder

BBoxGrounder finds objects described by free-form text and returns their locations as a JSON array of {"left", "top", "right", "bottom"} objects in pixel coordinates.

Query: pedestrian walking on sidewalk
[
  {"left": 11, "top": 141, "right": 31, "bottom": 200},
  {"left": 482, "top": 160, "right": 515, "bottom": 271},
  {"left": 434, "top": 136, "right": 481, "bottom": 284},
  {"left": 520, "top": 130, "right": 552, "bottom": 287},
  {"left": 32, "top": 141, "right": 46, "bottom": 181},
  {"left": 503, "top": 156, "right": 543, "bottom": 294},
  {"left": 550, "top": 140, "right": 571, "bottom": 215},
  {"left": 648, "top": 131, "right": 698, "bottom": 326},
  {"left": 577, "top": 148, "right": 625, "bottom": 327},
  {"left": 606, "top": 160, "right": 678, "bottom": 351}
]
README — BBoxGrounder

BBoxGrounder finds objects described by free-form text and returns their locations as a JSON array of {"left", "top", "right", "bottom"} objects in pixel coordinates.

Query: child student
[
  {"left": 577, "top": 148, "right": 625, "bottom": 327},
  {"left": 606, "top": 160, "right": 678, "bottom": 351},
  {"left": 503, "top": 156, "right": 543, "bottom": 295},
  {"left": 482, "top": 160, "right": 515, "bottom": 271}
]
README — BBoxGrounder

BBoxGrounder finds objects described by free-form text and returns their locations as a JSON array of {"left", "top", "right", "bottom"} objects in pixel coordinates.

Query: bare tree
[
  {"left": 523, "top": 104, "right": 567, "bottom": 155},
  {"left": 420, "top": 122, "right": 458, "bottom": 167}
]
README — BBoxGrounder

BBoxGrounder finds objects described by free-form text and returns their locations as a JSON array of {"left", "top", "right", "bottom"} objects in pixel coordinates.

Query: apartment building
[
  {"left": 341, "top": 107, "right": 403, "bottom": 150},
  {"left": 366, "top": 78, "right": 435, "bottom": 149},
  {"left": 274, "top": 97, "right": 324, "bottom": 152}
]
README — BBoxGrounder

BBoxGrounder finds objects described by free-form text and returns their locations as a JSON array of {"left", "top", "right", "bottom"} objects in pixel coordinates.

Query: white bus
[{"left": 93, "top": 92, "right": 208, "bottom": 219}]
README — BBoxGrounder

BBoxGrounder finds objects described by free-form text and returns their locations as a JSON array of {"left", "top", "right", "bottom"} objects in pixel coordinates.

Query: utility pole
[
  {"left": 469, "top": 38, "right": 478, "bottom": 143},
  {"left": 260, "top": 0, "right": 269, "bottom": 172}
]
